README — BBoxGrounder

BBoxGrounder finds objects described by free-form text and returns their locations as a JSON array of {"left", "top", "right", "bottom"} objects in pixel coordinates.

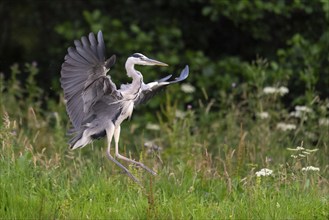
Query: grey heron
[{"left": 60, "top": 31, "right": 189, "bottom": 183}]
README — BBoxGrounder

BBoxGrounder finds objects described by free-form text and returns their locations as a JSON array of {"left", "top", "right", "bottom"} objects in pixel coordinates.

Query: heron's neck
[
  {"left": 125, "top": 60, "right": 143, "bottom": 91},
  {"left": 126, "top": 60, "right": 142, "bottom": 78}
]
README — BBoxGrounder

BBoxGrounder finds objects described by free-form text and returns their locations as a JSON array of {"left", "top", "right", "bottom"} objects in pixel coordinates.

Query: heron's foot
[
  {"left": 124, "top": 170, "right": 143, "bottom": 186},
  {"left": 106, "top": 150, "right": 142, "bottom": 186},
  {"left": 130, "top": 161, "right": 157, "bottom": 176},
  {"left": 116, "top": 154, "right": 157, "bottom": 176}
]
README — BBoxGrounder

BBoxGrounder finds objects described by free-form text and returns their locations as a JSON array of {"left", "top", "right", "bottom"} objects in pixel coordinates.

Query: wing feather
[
  {"left": 74, "top": 40, "right": 82, "bottom": 47},
  {"left": 88, "top": 32, "right": 98, "bottom": 55},
  {"left": 97, "top": 31, "right": 106, "bottom": 60},
  {"left": 60, "top": 77, "right": 86, "bottom": 88},
  {"left": 135, "top": 65, "right": 189, "bottom": 105},
  {"left": 81, "top": 36, "right": 90, "bottom": 47},
  {"left": 76, "top": 47, "right": 98, "bottom": 64},
  {"left": 67, "top": 47, "right": 90, "bottom": 65},
  {"left": 60, "top": 31, "right": 118, "bottom": 129},
  {"left": 65, "top": 54, "right": 90, "bottom": 67}
]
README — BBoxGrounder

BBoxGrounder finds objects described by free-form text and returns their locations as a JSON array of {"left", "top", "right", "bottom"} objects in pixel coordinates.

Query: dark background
[{"left": 1, "top": 0, "right": 328, "bottom": 105}]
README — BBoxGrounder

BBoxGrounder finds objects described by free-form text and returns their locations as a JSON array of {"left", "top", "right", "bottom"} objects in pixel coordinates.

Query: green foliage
[
  {"left": 1, "top": 57, "right": 329, "bottom": 218},
  {"left": 1, "top": 1, "right": 329, "bottom": 219},
  {"left": 278, "top": 32, "right": 329, "bottom": 103},
  {"left": 2, "top": 1, "right": 328, "bottom": 107},
  {"left": 1, "top": 95, "right": 329, "bottom": 218}
]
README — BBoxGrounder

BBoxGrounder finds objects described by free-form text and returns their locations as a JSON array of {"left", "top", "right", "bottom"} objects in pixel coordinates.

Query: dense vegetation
[{"left": 1, "top": 1, "right": 328, "bottom": 219}]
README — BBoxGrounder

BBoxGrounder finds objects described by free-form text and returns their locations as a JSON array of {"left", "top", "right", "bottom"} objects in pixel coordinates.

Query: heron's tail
[{"left": 68, "top": 128, "right": 91, "bottom": 150}]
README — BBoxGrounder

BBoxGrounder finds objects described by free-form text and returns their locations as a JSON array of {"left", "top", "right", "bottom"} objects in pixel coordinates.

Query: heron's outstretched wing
[
  {"left": 135, "top": 65, "right": 189, "bottom": 105},
  {"left": 60, "top": 31, "right": 119, "bottom": 129}
]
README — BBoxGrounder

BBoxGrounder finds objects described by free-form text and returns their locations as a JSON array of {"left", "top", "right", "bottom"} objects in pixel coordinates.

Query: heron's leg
[
  {"left": 114, "top": 125, "right": 157, "bottom": 176},
  {"left": 105, "top": 124, "right": 141, "bottom": 184}
]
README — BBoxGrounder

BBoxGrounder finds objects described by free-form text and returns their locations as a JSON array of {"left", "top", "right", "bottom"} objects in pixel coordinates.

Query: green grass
[
  {"left": 1, "top": 150, "right": 328, "bottom": 219},
  {"left": 0, "top": 63, "right": 328, "bottom": 219}
]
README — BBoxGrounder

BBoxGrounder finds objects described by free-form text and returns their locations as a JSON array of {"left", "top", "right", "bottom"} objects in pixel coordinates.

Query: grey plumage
[
  {"left": 135, "top": 66, "right": 189, "bottom": 105},
  {"left": 60, "top": 31, "right": 189, "bottom": 183}
]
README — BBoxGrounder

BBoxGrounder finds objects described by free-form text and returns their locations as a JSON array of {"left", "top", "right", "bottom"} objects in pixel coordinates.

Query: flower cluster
[
  {"left": 181, "top": 83, "right": 196, "bottom": 93},
  {"left": 287, "top": 144, "right": 320, "bottom": 172},
  {"left": 146, "top": 123, "right": 160, "bottom": 131},
  {"left": 263, "top": 86, "right": 289, "bottom": 96},
  {"left": 319, "top": 118, "right": 329, "bottom": 126},
  {"left": 276, "top": 122, "right": 296, "bottom": 131},
  {"left": 257, "top": 111, "right": 270, "bottom": 119},
  {"left": 301, "top": 166, "right": 320, "bottom": 172},
  {"left": 255, "top": 168, "right": 273, "bottom": 177},
  {"left": 175, "top": 110, "right": 186, "bottom": 119},
  {"left": 287, "top": 145, "right": 318, "bottom": 159},
  {"left": 290, "top": 105, "right": 312, "bottom": 119}
]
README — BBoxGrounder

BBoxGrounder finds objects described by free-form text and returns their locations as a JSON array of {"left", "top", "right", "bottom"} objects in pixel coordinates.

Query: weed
[{"left": 0, "top": 62, "right": 328, "bottom": 219}]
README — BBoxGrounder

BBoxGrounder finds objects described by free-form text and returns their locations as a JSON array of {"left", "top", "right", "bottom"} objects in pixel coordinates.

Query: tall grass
[{"left": 0, "top": 62, "right": 328, "bottom": 219}]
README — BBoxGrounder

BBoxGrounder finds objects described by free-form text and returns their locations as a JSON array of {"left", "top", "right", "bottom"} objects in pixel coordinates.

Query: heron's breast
[
  {"left": 123, "top": 101, "right": 134, "bottom": 117},
  {"left": 115, "top": 101, "right": 135, "bottom": 126}
]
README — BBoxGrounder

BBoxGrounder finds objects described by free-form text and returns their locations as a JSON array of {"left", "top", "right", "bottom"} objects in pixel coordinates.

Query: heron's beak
[{"left": 144, "top": 58, "right": 168, "bottom": 66}]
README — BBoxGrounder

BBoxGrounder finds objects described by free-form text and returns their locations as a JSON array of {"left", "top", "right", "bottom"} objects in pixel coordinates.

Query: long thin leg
[
  {"left": 114, "top": 125, "right": 157, "bottom": 176},
  {"left": 105, "top": 124, "right": 141, "bottom": 184}
]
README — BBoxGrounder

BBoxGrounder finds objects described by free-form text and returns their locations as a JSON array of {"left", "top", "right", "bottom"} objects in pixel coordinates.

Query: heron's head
[{"left": 127, "top": 53, "right": 168, "bottom": 66}]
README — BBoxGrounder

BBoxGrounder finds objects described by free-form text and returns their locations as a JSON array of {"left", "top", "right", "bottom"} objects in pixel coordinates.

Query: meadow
[{"left": 0, "top": 61, "right": 328, "bottom": 219}]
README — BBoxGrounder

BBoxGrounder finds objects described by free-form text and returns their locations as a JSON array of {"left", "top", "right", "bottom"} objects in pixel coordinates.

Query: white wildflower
[
  {"left": 295, "top": 105, "right": 312, "bottom": 113},
  {"left": 287, "top": 147, "right": 301, "bottom": 151},
  {"left": 305, "top": 148, "right": 319, "bottom": 153},
  {"left": 146, "top": 123, "right": 160, "bottom": 131},
  {"left": 144, "top": 141, "right": 153, "bottom": 148},
  {"left": 257, "top": 111, "right": 270, "bottom": 119},
  {"left": 290, "top": 106, "right": 312, "bottom": 119},
  {"left": 263, "top": 87, "right": 277, "bottom": 94},
  {"left": 181, "top": 83, "right": 196, "bottom": 93},
  {"left": 278, "top": 86, "right": 289, "bottom": 96},
  {"left": 289, "top": 111, "right": 303, "bottom": 118},
  {"left": 276, "top": 122, "right": 296, "bottom": 131},
  {"left": 291, "top": 155, "right": 298, "bottom": 159},
  {"left": 319, "top": 118, "right": 329, "bottom": 126},
  {"left": 256, "top": 168, "right": 273, "bottom": 177},
  {"left": 175, "top": 110, "right": 186, "bottom": 119},
  {"left": 296, "top": 146, "right": 305, "bottom": 150},
  {"left": 301, "top": 166, "right": 320, "bottom": 172},
  {"left": 263, "top": 86, "right": 289, "bottom": 96}
]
